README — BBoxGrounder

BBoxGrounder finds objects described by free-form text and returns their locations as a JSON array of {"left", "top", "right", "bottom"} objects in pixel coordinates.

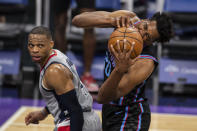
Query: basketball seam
[
  {"left": 110, "top": 36, "right": 142, "bottom": 44},
  {"left": 124, "top": 28, "right": 127, "bottom": 39},
  {"left": 115, "top": 29, "right": 139, "bottom": 34}
]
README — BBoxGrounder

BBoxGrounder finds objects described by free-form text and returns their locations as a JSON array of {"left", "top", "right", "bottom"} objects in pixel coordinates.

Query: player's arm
[
  {"left": 97, "top": 40, "right": 155, "bottom": 103},
  {"left": 118, "top": 58, "right": 155, "bottom": 96},
  {"left": 44, "top": 64, "right": 84, "bottom": 131},
  {"left": 98, "top": 58, "right": 155, "bottom": 104},
  {"left": 72, "top": 10, "right": 140, "bottom": 28}
]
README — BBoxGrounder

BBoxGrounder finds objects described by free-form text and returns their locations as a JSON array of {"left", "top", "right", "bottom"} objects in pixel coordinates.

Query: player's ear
[{"left": 50, "top": 41, "right": 54, "bottom": 49}]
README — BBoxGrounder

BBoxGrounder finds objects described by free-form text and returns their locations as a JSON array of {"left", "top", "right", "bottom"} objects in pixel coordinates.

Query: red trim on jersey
[
  {"left": 40, "top": 49, "right": 57, "bottom": 72},
  {"left": 57, "top": 126, "right": 70, "bottom": 131}
]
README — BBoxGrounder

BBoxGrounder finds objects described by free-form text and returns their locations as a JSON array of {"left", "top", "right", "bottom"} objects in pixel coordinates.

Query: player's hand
[
  {"left": 110, "top": 10, "right": 141, "bottom": 28},
  {"left": 114, "top": 16, "right": 132, "bottom": 28},
  {"left": 110, "top": 39, "right": 135, "bottom": 74},
  {"left": 25, "top": 110, "right": 47, "bottom": 125},
  {"left": 111, "top": 16, "right": 142, "bottom": 28}
]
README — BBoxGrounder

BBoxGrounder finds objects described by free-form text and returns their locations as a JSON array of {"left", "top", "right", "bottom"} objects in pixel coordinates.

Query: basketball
[{"left": 108, "top": 27, "right": 143, "bottom": 59}]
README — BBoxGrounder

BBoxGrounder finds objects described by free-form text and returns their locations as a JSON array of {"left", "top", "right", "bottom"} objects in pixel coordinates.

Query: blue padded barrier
[
  {"left": 96, "top": 0, "right": 120, "bottom": 10},
  {"left": 164, "top": 0, "right": 197, "bottom": 13}
]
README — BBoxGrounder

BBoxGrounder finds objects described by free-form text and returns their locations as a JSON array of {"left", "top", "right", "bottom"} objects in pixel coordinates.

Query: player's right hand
[{"left": 110, "top": 39, "right": 135, "bottom": 74}]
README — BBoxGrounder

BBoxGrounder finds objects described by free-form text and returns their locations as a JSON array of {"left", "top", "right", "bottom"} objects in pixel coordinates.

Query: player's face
[
  {"left": 28, "top": 34, "right": 53, "bottom": 66},
  {"left": 138, "top": 20, "right": 160, "bottom": 46}
]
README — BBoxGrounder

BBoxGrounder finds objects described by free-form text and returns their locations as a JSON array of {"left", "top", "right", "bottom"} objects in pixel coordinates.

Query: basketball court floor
[{"left": 1, "top": 98, "right": 197, "bottom": 131}]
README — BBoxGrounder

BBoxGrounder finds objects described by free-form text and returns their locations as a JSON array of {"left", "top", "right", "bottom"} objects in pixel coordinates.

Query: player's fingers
[
  {"left": 127, "top": 42, "right": 135, "bottom": 59},
  {"left": 123, "top": 39, "right": 127, "bottom": 54},
  {"left": 32, "top": 121, "right": 39, "bottom": 124},
  {"left": 25, "top": 114, "right": 31, "bottom": 124},
  {"left": 26, "top": 121, "right": 30, "bottom": 126},
  {"left": 25, "top": 117, "right": 31, "bottom": 125},
  {"left": 28, "top": 117, "right": 39, "bottom": 125},
  {"left": 131, "top": 42, "right": 135, "bottom": 50},
  {"left": 121, "top": 16, "right": 125, "bottom": 27},
  {"left": 110, "top": 44, "right": 118, "bottom": 59},
  {"left": 130, "top": 42, "right": 135, "bottom": 51},
  {"left": 129, "top": 42, "right": 135, "bottom": 54},
  {"left": 116, "top": 40, "right": 121, "bottom": 53},
  {"left": 116, "top": 17, "right": 120, "bottom": 28},
  {"left": 130, "top": 18, "right": 137, "bottom": 28},
  {"left": 25, "top": 116, "right": 28, "bottom": 122},
  {"left": 25, "top": 118, "right": 29, "bottom": 125},
  {"left": 126, "top": 16, "right": 130, "bottom": 27},
  {"left": 130, "top": 17, "right": 134, "bottom": 25}
]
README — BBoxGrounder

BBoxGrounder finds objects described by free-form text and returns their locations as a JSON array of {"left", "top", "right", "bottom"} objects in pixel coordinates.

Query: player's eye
[
  {"left": 38, "top": 44, "right": 44, "bottom": 48},
  {"left": 28, "top": 43, "right": 34, "bottom": 48}
]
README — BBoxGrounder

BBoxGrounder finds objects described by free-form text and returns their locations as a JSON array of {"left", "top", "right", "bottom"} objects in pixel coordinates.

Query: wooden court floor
[{"left": 0, "top": 106, "right": 197, "bottom": 131}]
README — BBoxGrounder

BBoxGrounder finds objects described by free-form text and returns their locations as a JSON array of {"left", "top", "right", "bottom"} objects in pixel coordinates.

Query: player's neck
[{"left": 40, "top": 50, "right": 54, "bottom": 68}]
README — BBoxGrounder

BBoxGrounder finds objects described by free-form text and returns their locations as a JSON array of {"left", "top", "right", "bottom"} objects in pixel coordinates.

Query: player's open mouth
[{"left": 32, "top": 56, "right": 41, "bottom": 61}]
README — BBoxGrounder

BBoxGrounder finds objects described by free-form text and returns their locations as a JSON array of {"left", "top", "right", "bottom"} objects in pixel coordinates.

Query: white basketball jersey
[{"left": 39, "top": 49, "right": 93, "bottom": 124}]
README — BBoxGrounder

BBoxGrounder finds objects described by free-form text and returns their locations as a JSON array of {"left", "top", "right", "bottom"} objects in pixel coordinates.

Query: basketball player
[
  {"left": 24, "top": 26, "right": 101, "bottom": 131},
  {"left": 72, "top": 10, "right": 173, "bottom": 130}
]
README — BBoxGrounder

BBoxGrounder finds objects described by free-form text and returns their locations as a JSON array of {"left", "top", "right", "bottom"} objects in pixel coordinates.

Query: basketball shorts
[
  {"left": 55, "top": 119, "right": 70, "bottom": 131},
  {"left": 54, "top": 110, "right": 101, "bottom": 131},
  {"left": 102, "top": 101, "right": 151, "bottom": 131}
]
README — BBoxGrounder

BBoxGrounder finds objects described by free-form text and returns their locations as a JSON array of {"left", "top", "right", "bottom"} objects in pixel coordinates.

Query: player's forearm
[
  {"left": 97, "top": 68, "right": 124, "bottom": 104},
  {"left": 72, "top": 11, "right": 114, "bottom": 28},
  {"left": 109, "top": 10, "right": 136, "bottom": 18}
]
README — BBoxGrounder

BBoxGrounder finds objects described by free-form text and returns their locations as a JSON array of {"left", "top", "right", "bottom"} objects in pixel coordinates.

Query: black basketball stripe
[
  {"left": 124, "top": 36, "right": 143, "bottom": 44},
  {"left": 110, "top": 35, "right": 142, "bottom": 44},
  {"left": 115, "top": 29, "right": 139, "bottom": 34},
  {"left": 110, "top": 36, "right": 125, "bottom": 39},
  {"left": 124, "top": 28, "right": 127, "bottom": 38}
]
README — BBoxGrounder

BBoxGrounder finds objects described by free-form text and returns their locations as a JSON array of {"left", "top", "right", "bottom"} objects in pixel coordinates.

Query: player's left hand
[
  {"left": 25, "top": 110, "right": 46, "bottom": 125},
  {"left": 110, "top": 10, "right": 141, "bottom": 28},
  {"left": 114, "top": 16, "right": 132, "bottom": 28}
]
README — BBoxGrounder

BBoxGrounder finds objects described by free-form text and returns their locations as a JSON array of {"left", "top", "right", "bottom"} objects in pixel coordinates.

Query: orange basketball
[{"left": 108, "top": 27, "right": 143, "bottom": 59}]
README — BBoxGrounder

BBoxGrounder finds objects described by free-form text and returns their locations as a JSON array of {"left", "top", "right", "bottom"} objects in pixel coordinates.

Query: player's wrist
[
  {"left": 40, "top": 107, "right": 49, "bottom": 118},
  {"left": 110, "top": 17, "right": 116, "bottom": 27},
  {"left": 114, "top": 67, "right": 127, "bottom": 75}
]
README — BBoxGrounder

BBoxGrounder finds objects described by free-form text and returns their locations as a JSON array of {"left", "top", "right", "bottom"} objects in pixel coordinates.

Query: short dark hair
[
  {"left": 29, "top": 26, "right": 52, "bottom": 40},
  {"left": 150, "top": 12, "right": 174, "bottom": 43}
]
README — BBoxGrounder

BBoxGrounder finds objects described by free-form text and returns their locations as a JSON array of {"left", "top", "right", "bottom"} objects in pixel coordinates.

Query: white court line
[
  {"left": 149, "top": 129, "right": 180, "bottom": 131},
  {"left": 152, "top": 112, "right": 197, "bottom": 118},
  {"left": 11, "top": 123, "right": 54, "bottom": 128},
  {"left": 0, "top": 106, "right": 26, "bottom": 131}
]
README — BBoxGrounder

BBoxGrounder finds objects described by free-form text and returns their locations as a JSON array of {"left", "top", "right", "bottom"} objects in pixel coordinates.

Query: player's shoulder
[
  {"left": 45, "top": 63, "right": 70, "bottom": 77},
  {"left": 44, "top": 63, "right": 73, "bottom": 84},
  {"left": 139, "top": 45, "right": 159, "bottom": 64},
  {"left": 141, "top": 45, "right": 158, "bottom": 58},
  {"left": 141, "top": 45, "right": 155, "bottom": 55}
]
